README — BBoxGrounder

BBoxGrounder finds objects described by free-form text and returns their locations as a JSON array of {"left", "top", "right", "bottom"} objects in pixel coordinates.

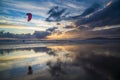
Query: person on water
[{"left": 27, "top": 65, "right": 33, "bottom": 75}]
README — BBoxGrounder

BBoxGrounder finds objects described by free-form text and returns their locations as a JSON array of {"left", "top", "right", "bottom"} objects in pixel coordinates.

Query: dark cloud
[
  {"left": 33, "top": 31, "right": 50, "bottom": 38},
  {"left": 80, "top": 3, "right": 101, "bottom": 16},
  {"left": 76, "top": 0, "right": 120, "bottom": 28},
  {"left": 64, "top": 3, "right": 101, "bottom": 20},
  {"left": 46, "top": 0, "right": 120, "bottom": 31},
  {"left": 64, "top": 25, "right": 75, "bottom": 29},
  {"left": 45, "top": 0, "right": 112, "bottom": 22},
  {"left": 46, "top": 27, "right": 58, "bottom": 32},
  {"left": 90, "top": 27, "right": 120, "bottom": 38},
  {"left": 33, "top": 27, "right": 58, "bottom": 38},
  {"left": 75, "top": 0, "right": 111, "bottom": 3},
  {"left": 63, "top": 27, "right": 120, "bottom": 39},
  {"left": 46, "top": 6, "right": 68, "bottom": 22}
]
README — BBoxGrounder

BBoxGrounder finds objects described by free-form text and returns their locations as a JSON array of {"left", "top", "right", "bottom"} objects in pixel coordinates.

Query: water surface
[{"left": 0, "top": 42, "right": 120, "bottom": 80}]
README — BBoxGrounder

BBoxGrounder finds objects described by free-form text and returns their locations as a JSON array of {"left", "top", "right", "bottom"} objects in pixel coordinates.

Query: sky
[{"left": 0, "top": 0, "right": 120, "bottom": 39}]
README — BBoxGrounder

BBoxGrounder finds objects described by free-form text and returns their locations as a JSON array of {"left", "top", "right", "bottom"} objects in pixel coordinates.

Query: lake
[{"left": 0, "top": 42, "right": 120, "bottom": 80}]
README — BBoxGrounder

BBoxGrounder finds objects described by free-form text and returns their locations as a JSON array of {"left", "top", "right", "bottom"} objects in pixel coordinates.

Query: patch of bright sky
[{"left": 0, "top": 28, "right": 34, "bottom": 34}]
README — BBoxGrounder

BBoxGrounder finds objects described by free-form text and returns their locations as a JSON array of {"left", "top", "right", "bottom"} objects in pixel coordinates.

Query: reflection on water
[{"left": 0, "top": 43, "right": 120, "bottom": 80}]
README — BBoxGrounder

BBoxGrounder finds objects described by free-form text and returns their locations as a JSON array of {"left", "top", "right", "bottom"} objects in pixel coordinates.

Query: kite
[{"left": 26, "top": 13, "right": 32, "bottom": 22}]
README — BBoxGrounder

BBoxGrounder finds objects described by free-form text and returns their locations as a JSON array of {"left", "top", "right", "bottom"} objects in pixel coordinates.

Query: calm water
[{"left": 0, "top": 42, "right": 120, "bottom": 80}]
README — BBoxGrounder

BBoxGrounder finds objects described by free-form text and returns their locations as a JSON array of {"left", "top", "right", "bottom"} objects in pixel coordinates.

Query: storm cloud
[
  {"left": 80, "top": 3, "right": 101, "bottom": 17},
  {"left": 76, "top": 0, "right": 120, "bottom": 28}
]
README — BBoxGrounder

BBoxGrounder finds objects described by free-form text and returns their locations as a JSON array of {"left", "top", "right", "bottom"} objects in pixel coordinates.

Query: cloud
[
  {"left": 46, "top": 6, "right": 67, "bottom": 21},
  {"left": 92, "top": 25, "right": 120, "bottom": 31},
  {"left": 46, "top": 27, "right": 58, "bottom": 32},
  {"left": 47, "top": 23, "right": 120, "bottom": 39},
  {"left": 80, "top": 3, "right": 101, "bottom": 16},
  {"left": 43, "top": 0, "right": 115, "bottom": 25},
  {"left": 34, "top": 27, "right": 59, "bottom": 39},
  {"left": 2, "top": 0, "right": 56, "bottom": 18},
  {"left": 75, "top": 0, "right": 111, "bottom": 4},
  {"left": 64, "top": 26, "right": 75, "bottom": 29},
  {"left": 90, "top": 27, "right": 120, "bottom": 38},
  {"left": 76, "top": 0, "right": 120, "bottom": 29}
]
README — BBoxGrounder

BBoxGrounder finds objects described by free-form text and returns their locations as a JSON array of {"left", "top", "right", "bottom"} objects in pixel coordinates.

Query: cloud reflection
[{"left": 0, "top": 43, "right": 120, "bottom": 80}]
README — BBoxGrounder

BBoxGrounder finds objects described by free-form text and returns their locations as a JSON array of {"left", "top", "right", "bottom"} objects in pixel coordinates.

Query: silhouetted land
[{"left": 0, "top": 37, "right": 120, "bottom": 44}]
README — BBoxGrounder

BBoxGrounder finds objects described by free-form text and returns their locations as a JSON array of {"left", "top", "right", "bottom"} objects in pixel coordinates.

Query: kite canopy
[{"left": 26, "top": 13, "right": 32, "bottom": 22}]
